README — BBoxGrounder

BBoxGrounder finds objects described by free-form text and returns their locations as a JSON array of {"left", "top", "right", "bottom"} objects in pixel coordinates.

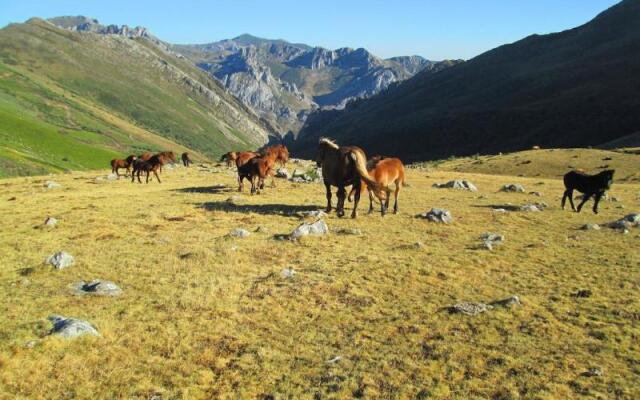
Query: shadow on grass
[
  {"left": 196, "top": 201, "right": 322, "bottom": 216},
  {"left": 174, "top": 185, "right": 232, "bottom": 194}
]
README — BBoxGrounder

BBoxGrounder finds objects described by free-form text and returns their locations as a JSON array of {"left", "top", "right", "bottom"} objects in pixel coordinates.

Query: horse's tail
[{"left": 349, "top": 150, "right": 380, "bottom": 194}]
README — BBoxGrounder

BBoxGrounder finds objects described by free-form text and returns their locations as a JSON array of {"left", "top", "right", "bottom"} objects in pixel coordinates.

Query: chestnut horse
[
  {"left": 181, "top": 152, "right": 192, "bottom": 167},
  {"left": 237, "top": 151, "right": 278, "bottom": 194},
  {"left": 131, "top": 154, "right": 172, "bottom": 183},
  {"left": 350, "top": 157, "right": 406, "bottom": 216},
  {"left": 264, "top": 144, "right": 289, "bottom": 166},
  {"left": 316, "top": 138, "right": 379, "bottom": 218},
  {"left": 220, "top": 151, "right": 238, "bottom": 168},
  {"left": 110, "top": 155, "right": 137, "bottom": 178}
]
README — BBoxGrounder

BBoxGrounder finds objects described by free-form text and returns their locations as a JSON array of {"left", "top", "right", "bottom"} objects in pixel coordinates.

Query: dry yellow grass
[{"left": 0, "top": 150, "right": 639, "bottom": 399}]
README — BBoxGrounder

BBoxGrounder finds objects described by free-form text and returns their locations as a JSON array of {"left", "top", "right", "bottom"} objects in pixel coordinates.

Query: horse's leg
[
  {"left": 393, "top": 181, "right": 400, "bottom": 214},
  {"left": 154, "top": 170, "right": 161, "bottom": 183},
  {"left": 576, "top": 193, "right": 592, "bottom": 213},
  {"left": 238, "top": 174, "right": 243, "bottom": 192},
  {"left": 337, "top": 186, "right": 346, "bottom": 218},
  {"left": 561, "top": 190, "right": 568, "bottom": 210},
  {"left": 145, "top": 170, "right": 150, "bottom": 184},
  {"left": 368, "top": 189, "right": 374, "bottom": 214},
  {"left": 131, "top": 168, "right": 135, "bottom": 183},
  {"left": 592, "top": 192, "right": 603, "bottom": 214},
  {"left": 324, "top": 181, "right": 332, "bottom": 213},
  {"left": 567, "top": 189, "right": 576, "bottom": 211},
  {"left": 351, "top": 183, "right": 361, "bottom": 219},
  {"left": 137, "top": 170, "right": 142, "bottom": 184}
]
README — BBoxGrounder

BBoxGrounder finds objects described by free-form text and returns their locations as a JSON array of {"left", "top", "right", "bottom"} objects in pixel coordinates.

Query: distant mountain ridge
[
  {"left": 173, "top": 36, "right": 461, "bottom": 134},
  {"left": 291, "top": 0, "right": 640, "bottom": 160}
]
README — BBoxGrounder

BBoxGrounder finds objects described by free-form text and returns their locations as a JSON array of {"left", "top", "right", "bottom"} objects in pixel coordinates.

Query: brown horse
[
  {"left": 237, "top": 151, "right": 278, "bottom": 194},
  {"left": 110, "top": 155, "right": 137, "bottom": 178},
  {"left": 263, "top": 144, "right": 289, "bottom": 166},
  {"left": 316, "top": 138, "right": 379, "bottom": 218},
  {"left": 220, "top": 151, "right": 238, "bottom": 168},
  {"left": 138, "top": 152, "right": 153, "bottom": 161},
  {"left": 350, "top": 157, "right": 406, "bottom": 216},
  {"left": 131, "top": 154, "right": 171, "bottom": 183},
  {"left": 181, "top": 152, "right": 192, "bottom": 167}
]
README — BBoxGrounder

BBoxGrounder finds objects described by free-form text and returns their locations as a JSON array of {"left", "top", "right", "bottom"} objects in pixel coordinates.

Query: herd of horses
[{"left": 110, "top": 138, "right": 615, "bottom": 218}]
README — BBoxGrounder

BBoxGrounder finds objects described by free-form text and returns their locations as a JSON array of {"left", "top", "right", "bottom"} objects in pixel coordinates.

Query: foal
[
  {"left": 561, "top": 169, "right": 615, "bottom": 214},
  {"left": 110, "top": 155, "right": 136, "bottom": 178},
  {"left": 181, "top": 152, "right": 192, "bottom": 167},
  {"left": 131, "top": 154, "right": 170, "bottom": 183},
  {"left": 237, "top": 151, "right": 278, "bottom": 194},
  {"left": 350, "top": 157, "right": 406, "bottom": 216},
  {"left": 220, "top": 152, "right": 238, "bottom": 168}
]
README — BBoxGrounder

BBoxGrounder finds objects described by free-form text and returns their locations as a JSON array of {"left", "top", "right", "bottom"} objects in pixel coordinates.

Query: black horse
[{"left": 561, "top": 169, "right": 614, "bottom": 214}]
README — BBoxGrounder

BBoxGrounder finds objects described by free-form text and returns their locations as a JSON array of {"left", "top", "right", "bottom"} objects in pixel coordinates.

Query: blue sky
[{"left": 0, "top": 0, "right": 620, "bottom": 60}]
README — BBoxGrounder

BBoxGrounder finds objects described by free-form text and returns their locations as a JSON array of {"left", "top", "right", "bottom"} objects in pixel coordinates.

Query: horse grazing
[
  {"left": 110, "top": 155, "right": 137, "bottom": 178},
  {"left": 561, "top": 169, "right": 615, "bottom": 214},
  {"left": 237, "top": 151, "right": 278, "bottom": 194},
  {"left": 181, "top": 152, "right": 192, "bottom": 167},
  {"left": 220, "top": 151, "right": 238, "bottom": 168},
  {"left": 317, "top": 137, "right": 380, "bottom": 218},
  {"left": 131, "top": 154, "right": 171, "bottom": 184},
  {"left": 349, "top": 157, "right": 406, "bottom": 216}
]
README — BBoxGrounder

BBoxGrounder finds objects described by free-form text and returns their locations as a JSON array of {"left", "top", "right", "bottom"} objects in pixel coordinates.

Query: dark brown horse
[
  {"left": 237, "top": 151, "right": 278, "bottom": 193},
  {"left": 181, "top": 152, "right": 192, "bottom": 167},
  {"left": 110, "top": 155, "right": 137, "bottom": 178},
  {"left": 562, "top": 169, "right": 615, "bottom": 214},
  {"left": 131, "top": 154, "right": 172, "bottom": 183},
  {"left": 316, "top": 138, "right": 379, "bottom": 218},
  {"left": 220, "top": 151, "right": 238, "bottom": 168}
]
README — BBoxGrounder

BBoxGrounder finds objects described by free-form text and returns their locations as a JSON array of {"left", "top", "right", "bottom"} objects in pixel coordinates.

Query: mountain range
[
  {"left": 290, "top": 0, "right": 640, "bottom": 160},
  {"left": 173, "top": 35, "right": 460, "bottom": 134}
]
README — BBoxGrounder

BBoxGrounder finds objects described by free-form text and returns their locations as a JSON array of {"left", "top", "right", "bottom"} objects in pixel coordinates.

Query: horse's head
[
  {"left": 603, "top": 169, "right": 615, "bottom": 188},
  {"left": 317, "top": 138, "right": 338, "bottom": 167},
  {"left": 166, "top": 151, "right": 176, "bottom": 163}
]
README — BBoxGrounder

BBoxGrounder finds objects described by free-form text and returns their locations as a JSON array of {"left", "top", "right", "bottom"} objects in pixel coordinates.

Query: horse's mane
[{"left": 319, "top": 137, "right": 339, "bottom": 150}]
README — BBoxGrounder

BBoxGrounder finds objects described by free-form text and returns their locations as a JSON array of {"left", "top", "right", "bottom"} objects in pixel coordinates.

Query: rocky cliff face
[
  {"left": 174, "top": 36, "right": 461, "bottom": 135},
  {"left": 48, "top": 16, "right": 151, "bottom": 38}
]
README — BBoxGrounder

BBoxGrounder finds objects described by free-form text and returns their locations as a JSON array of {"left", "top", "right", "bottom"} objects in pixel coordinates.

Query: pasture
[{"left": 0, "top": 150, "right": 638, "bottom": 399}]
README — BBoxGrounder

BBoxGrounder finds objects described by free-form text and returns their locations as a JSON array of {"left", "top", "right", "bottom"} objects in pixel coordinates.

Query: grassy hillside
[
  {"left": 431, "top": 147, "right": 640, "bottom": 182},
  {"left": 293, "top": 0, "right": 640, "bottom": 160},
  {"left": 0, "top": 19, "right": 271, "bottom": 176},
  {"left": 0, "top": 159, "right": 638, "bottom": 398}
]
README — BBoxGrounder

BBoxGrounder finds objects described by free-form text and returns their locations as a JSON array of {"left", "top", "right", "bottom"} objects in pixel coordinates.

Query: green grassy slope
[{"left": 0, "top": 19, "right": 271, "bottom": 176}]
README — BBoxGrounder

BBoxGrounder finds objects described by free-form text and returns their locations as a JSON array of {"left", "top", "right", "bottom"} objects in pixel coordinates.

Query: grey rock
[
  {"left": 74, "top": 280, "right": 122, "bottom": 296},
  {"left": 24, "top": 340, "right": 39, "bottom": 349},
  {"left": 326, "top": 356, "right": 342, "bottom": 364},
  {"left": 46, "top": 251, "right": 74, "bottom": 269},
  {"left": 500, "top": 183, "right": 525, "bottom": 193},
  {"left": 48, "top": 315, "right": 100, "bottom": 339},
  {"left": 489, "top": 295, "right": 521, "bottom": 308},
  {"left": 106, "top": 173, "right": 118, "bottom": 181},
  {"left": 44, "top": 217, "right": 58, "bottom": 227},
  {"left": 275, "top": 168, "right": 291, "bottom": 179},
  {"left": 336, "top": 228, "right": 362, "bottom": 235},
  {"left": 520, "top": 204, "right": 543, "bottom": 212},
  {"left": 229, "top": 228, "right": 250, "bottom": 238},
  {"left": 432, "top": 180, "right": 477, "bottom": 191},
  {"left": 281, "top": 267, "right": 296, "bottom": 278},
  {"left": 529, "top": 191, "right": 543, "bottom": 197},
  {"left": 607, "top": 213, "right": 640, "bottom": 230},
  {"left": 480, "top": 232, "right": 504, "bottom": 250},
  {"left": 581, "top": 223, "right": 600, "bottom": 231},
  {"left": 45, "top": 181, "right": 62, "bottom": 189},
  {"left": 447, "top": 302, "right": 493, "bottom": 316},
  {"left": 291, "top": 219, "right": 329, "bottom": 239},
  {"left": 297, "top": 210, "right": 327, "bottom": 219},
  {"left": 581, "top": 367, "right": 603, "bottom": 377},
  {"left": 418, "top": 208, "right": 453, "bottom": 224}
]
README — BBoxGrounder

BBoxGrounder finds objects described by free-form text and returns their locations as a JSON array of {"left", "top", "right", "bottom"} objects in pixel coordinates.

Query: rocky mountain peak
[{"left": 47, "top": 16, "right": 152, "bottom": 38}]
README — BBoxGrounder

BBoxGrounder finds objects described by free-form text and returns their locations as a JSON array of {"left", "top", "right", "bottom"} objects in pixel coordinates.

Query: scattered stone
[
  {"left": 45, "top": 181, "right": 62, "bottom": 189},
  {"left": 336, "top": 228, "right": 362, "bottom": 235},
  {"left": 480, "top": 232, "right": 504, "bottom": 250},
  {"left": 226, "top": 195, "right": 245, "bottom": 205},
  {"left": 606, "top": 213, "right": 639, "bottom": 230},
  {"left": 572, "top": 289, "right": 592, "bottom": 298},
  {"left": 24, "top": 340, "right": 39, "bottom": 349},
  {"left": 255, "top": 226, "right": 269, "bottom": 233},
  {"left": 489, "top": 295, "right": 521, "bottom": 308},
  {"left": 297, "top": 210, "right": 327, "bottom": 219},
  {"left": 44, "top": 217, "right": 58, "bottom": 227},
  {"left": 581, "top": 223, "right": 600, "bottom": 231},
  {"left": 48, "top": 315, "right": 99, "bottom": 339},
  {"left": 500, "top": 183, "right": 525, "bottom": 193},
  {"left": 229, "top": 228, "right": 250, "bottom": 238},
  {"left": 275, "top": 168, "right": 291, "bottom": 179},
  {"left": 418, "top": 208, "right": 453, "bottom": 224},
  {"left": 529, "top": 191, "right": 543, "bottom": 197},
  {"left": 326, "top": 356, "right": 342, "bottom": 364},
  {"left": 520, "top": 204, "right": 543, "bottom": 212},
  {"left": 74, "top": 280, "right": 122, "bottom": 296},
  {"left": 46, "top": 251, "right": 74, "bottom": 269},
  {"left": 291, "top": 219, "right": 329, "bottom": 239},
  {"left": 281, "top": 267, "right": 296, "bottom": 278},
  {"left": 432, "top": 180, "right": 478, "bottom": 192},
  {"left": 105, "top": 173, "right": 118, "bottom": 181},
  {"left": 446, "top": 302, "right": 493, "bottom": 316},
  {"left": 581, "top": 367, "right": 603, "bottom": 377}
]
